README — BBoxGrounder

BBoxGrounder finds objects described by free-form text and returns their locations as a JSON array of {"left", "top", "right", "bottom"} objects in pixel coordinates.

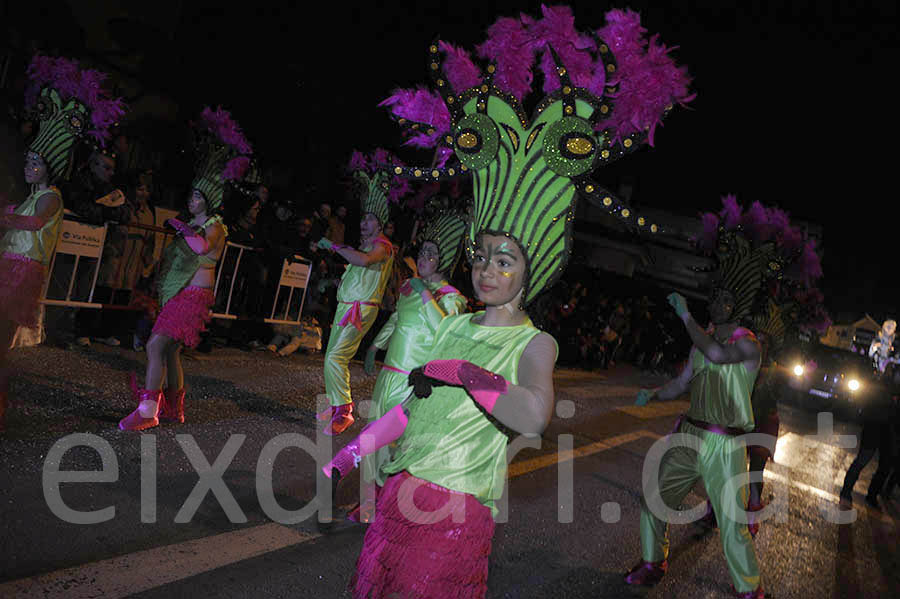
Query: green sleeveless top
[
  {"left": 372, "top": 279, "right": 467, "bottom": 372},
  {"left": 1, "top": 187, "right": 63, "bottom": 266},
  {"left": 157, "top": 235, "right": 219, "bottom": 307},
  {"left": 336, "top": 234, "right": 393, "bottom": 304},
  {"left": 383, "top": 312, "right": 542, "bottom": 515},
  {"left": 686, "top": 328, "right": 760, "bottom": 431}
]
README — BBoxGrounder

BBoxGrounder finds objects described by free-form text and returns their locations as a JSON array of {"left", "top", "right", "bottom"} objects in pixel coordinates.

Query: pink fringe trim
[
  {"left": 0, "top": 253, "right": 46, "bottom": 327},
  {"left": 351, "top": 471, "right": 494, "bottom": 599},
  {"left": 151, "top": 286, "right": 214, "bottom": 348}
]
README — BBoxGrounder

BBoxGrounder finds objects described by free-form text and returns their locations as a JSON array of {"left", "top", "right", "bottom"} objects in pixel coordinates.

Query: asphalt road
[{"left": 1, "top": 344, "right": 898, "bottom": 598}]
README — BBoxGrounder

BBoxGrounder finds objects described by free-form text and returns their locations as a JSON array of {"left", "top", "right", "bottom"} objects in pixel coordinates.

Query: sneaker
[
  {"left": 99, "top": 336, "right": 121, "bottom": 347},
  {"left": 75, "top": 337, "right": 91, "bottom": 347}
]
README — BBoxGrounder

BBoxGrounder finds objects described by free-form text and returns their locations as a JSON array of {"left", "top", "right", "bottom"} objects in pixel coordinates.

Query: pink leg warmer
[{"left": 323, "top": 404, "right": 409, "bottom": 479}]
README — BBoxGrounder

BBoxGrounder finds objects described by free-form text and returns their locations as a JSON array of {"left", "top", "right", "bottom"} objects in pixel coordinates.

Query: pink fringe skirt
[
  {"left": 0, "top": 252, "right": 46, "bottom": 327},
  {"left": 152, "top": 286, "right": 214, "bottom": 348},
  {"left": 351, "top": 471, "right": 495, "bottom": 599}
]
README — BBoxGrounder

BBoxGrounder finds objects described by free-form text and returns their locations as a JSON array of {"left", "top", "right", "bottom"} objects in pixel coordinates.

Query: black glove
[{"left": 408, "top": 366, "right": 447, "bottom": 399}]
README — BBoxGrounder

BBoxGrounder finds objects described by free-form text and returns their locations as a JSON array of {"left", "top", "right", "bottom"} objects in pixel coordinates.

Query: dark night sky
[{"left": 9, "top": 1, "right": 900, "bottom": 320}]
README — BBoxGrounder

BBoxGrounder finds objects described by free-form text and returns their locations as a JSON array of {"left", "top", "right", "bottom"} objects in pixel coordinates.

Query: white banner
[
  {"left": 55, "top": 220, "right": 107, "bottom": 258},
  {"left": 279, "top": 258, "right": 309, "bottom": 289}
]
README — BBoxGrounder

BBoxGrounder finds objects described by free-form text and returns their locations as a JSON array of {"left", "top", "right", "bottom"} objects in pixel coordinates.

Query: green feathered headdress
[
  {"left": 378, "top": 7, "right": 693, "bottom": 305},
  {"left": 191, "top": 106, "right": 252, "bottom": 211},
  {"left": 24, "top": 55, "right": 126, "bottom": 182},
  {"left": 421, "top": 207, "right": 467, "bottom": 276}
]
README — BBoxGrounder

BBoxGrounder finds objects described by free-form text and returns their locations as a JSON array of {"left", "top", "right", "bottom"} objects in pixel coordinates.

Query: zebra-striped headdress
[
  {"left": 421, "top": 208, "right": 467, "bottom": 276},
  {"left": 378, "top": 7, "right": 693, "bottom": 304},
  {"left": 24, "top": 55, "right": 126, "bottom": 182}
]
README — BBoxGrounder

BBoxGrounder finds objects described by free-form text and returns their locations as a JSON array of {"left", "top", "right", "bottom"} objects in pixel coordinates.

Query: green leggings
[
  {"left": 639, "top": 421, "right": 761, "bottom": 593},
  {"left": 323, "top": 302, "right": 379, "bottom": 407}
]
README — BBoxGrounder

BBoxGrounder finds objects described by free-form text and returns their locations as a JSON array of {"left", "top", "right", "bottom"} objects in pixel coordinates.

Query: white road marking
[{"left": 0, "top": 523, "right": 319, "bottom": 599}]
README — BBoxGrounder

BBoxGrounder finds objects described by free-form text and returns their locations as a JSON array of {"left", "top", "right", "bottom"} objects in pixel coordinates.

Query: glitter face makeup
[{"left": 471, "top": 233, "right": 526, "bottom": 307}]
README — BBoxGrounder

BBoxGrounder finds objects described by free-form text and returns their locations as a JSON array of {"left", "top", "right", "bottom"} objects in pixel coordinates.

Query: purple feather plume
[
  {"left": 348, "top": 150, "right": 369, "bottom": 172},
  {"left": 439, "top": 41, "right": 482, "bottom": 94},
  {"left": 595, "top": 10, "right": 693, "bottom": 144},
  {"left": 26, "top": 54, "right": 127, "bottom": 144},
  {"left": 198, "top": 106, "right": 252, "bottom": 155},
  {"left": 476, "top": 16, "right": 536, "bottom": 100},
  {"left": 718, "top": 194, "right": 742, "bottom": 229},
  {"left": 222, "top": 156, "right": 250, "bottom": 181},
  {"left": 531, "top": 5, "right": 597, "bottom": 94},
  {"left": 379, "top": 87, "right": 451, "bottom": 147}
]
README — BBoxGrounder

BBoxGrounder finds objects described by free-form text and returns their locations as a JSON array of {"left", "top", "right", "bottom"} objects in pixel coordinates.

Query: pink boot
[
  {"left": 323, "top": 405, "right": 409, "bottom": 478},
  {"left": 624, "top": 559, "right": 667, "bottom": 586},
  {"left": 160, "top": 387, "right": 185, "bottom": 423},
  {"left": 119, "top": 389, "right": 163, "bottom": 431},
  {"left": 322, "top": 403, "right": 354, "bottom": 436}
]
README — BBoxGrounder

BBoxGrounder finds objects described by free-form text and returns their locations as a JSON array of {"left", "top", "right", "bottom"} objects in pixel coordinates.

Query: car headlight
[
  {"left": 848, "top": 379, "right": 861, "bottom": 392},
  {"left": 793, "top": 364, "right": 804, "bottom": 377}
]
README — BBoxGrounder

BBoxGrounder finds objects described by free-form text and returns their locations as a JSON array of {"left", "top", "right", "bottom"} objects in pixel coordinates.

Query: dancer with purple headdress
[
  {"left": 0, "top": 55, "right": 125, "bottom": 432},
  {"left": 338, "top": 7, "right": 692, "bottom": 597},
  {"left": 628, "top": 196, "right": 827, "bottom": 597},
  {"left": 118, "top": 107, "right": 251, "bottom": 431}
]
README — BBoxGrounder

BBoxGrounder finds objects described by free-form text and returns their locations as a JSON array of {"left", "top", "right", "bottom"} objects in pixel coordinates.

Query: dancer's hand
[
  {"left": 408, "top": 277, "right": 427, "bottom": 295},
  {"left": 667, "top": 292, "right": 689, "bottom": 319},
  {"left": 635, "top": 389, "right": 653, "bottom": 406},
  {"left": 408, "top": 366, "right": 437, "bottom": 398},
  {"left": 317, "top": 237, "right": 334, "bottom": 251},
  {"left": 364, "top": 346, "right": 378, "bottom": 375},
  {"left": 166, "top": 218, "right": 195, "bottom": 237}
]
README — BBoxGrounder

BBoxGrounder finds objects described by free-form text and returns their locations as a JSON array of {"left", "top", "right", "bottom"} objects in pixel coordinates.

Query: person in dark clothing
[
  {"left": 51, "top": 150, "right": 130, "bottom": 346},
  {"left": 839, "top": 389, "right": 899, "bottom": 509}
]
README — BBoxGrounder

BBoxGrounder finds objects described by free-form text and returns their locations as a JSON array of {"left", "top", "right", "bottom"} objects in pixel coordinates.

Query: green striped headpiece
[
  {"left": 27, "top": 88, "right": 89, "bottom": 182},
  {"left": 421, "top": 209, "right": 467, "bottom": 275},
  {"left": 354, "top": 170, "right": 390, "bottom": 226},
  {"left": 191, "top": 144, "right": 231, "bottom": 210}
]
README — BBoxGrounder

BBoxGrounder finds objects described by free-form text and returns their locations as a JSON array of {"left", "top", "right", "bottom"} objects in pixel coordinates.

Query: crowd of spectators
[{"left": 531, "top": 266, "right": 694, "bottom": 377}]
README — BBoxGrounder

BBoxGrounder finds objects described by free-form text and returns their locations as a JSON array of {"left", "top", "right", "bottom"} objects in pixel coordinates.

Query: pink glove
[
  {"left": 166, "top": 218, "right": 196, "bottom": 237},
  {"left": 422, "top": 359, "right": 509, "bottom": 413}
]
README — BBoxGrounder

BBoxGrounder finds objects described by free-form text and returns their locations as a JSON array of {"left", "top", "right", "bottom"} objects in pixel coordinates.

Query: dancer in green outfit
[
  {"left": 325, "top": 206, "right": 468, "bottom": 523},
  {"left": 323, "top": 7, "right": 693, "bottom": 597},
  {"left": 625, "top": 194, "right": 828, "bottom": 598},
  {"left": 316, "top": 150, "right": 409, "bottom": 435}
]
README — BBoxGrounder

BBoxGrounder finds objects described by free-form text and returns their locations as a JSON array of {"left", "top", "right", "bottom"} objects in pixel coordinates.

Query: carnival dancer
[
  {"left": 118, "top": 107, "right": 251, "bottom": 431},
  {"left": 315, "top": 150, "right": 409, "bottom": 436},
  {"left": 0, "top": 55, "right": 124, "bottom": 432},
  {"left": 340, "top": 7, "right": 692, "bottom": 597},
  {"left": 624, "top": 194, "right": 830, "bottom": 598},
  {"left": 323, "top": 200, "right": 468, "bottom": 523},
  {"left": 691, "top": 198, "right": 829, "bottom": 538}
]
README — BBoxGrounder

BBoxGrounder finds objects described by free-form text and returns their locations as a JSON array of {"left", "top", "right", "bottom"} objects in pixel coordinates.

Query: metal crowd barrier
[
  {"left": 39, "top": 217, "right": 310, "bottom": 325},
  {"left": 41, "top": 216, "right": 175, "bottom": 310},
  {"left": 264, "top": 255, "right": 311, "bottom": 326}
]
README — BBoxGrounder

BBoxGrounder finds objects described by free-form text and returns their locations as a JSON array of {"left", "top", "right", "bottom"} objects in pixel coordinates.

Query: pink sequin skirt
[
  {"left": 151, "top": 286, "right": 214, "bottom": 348},
  {"left": 0, "top": 252, "right": 46, "bottom": 327},
  {"left": 351, "top": 471, "right": 495, "bottom": 599}
]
